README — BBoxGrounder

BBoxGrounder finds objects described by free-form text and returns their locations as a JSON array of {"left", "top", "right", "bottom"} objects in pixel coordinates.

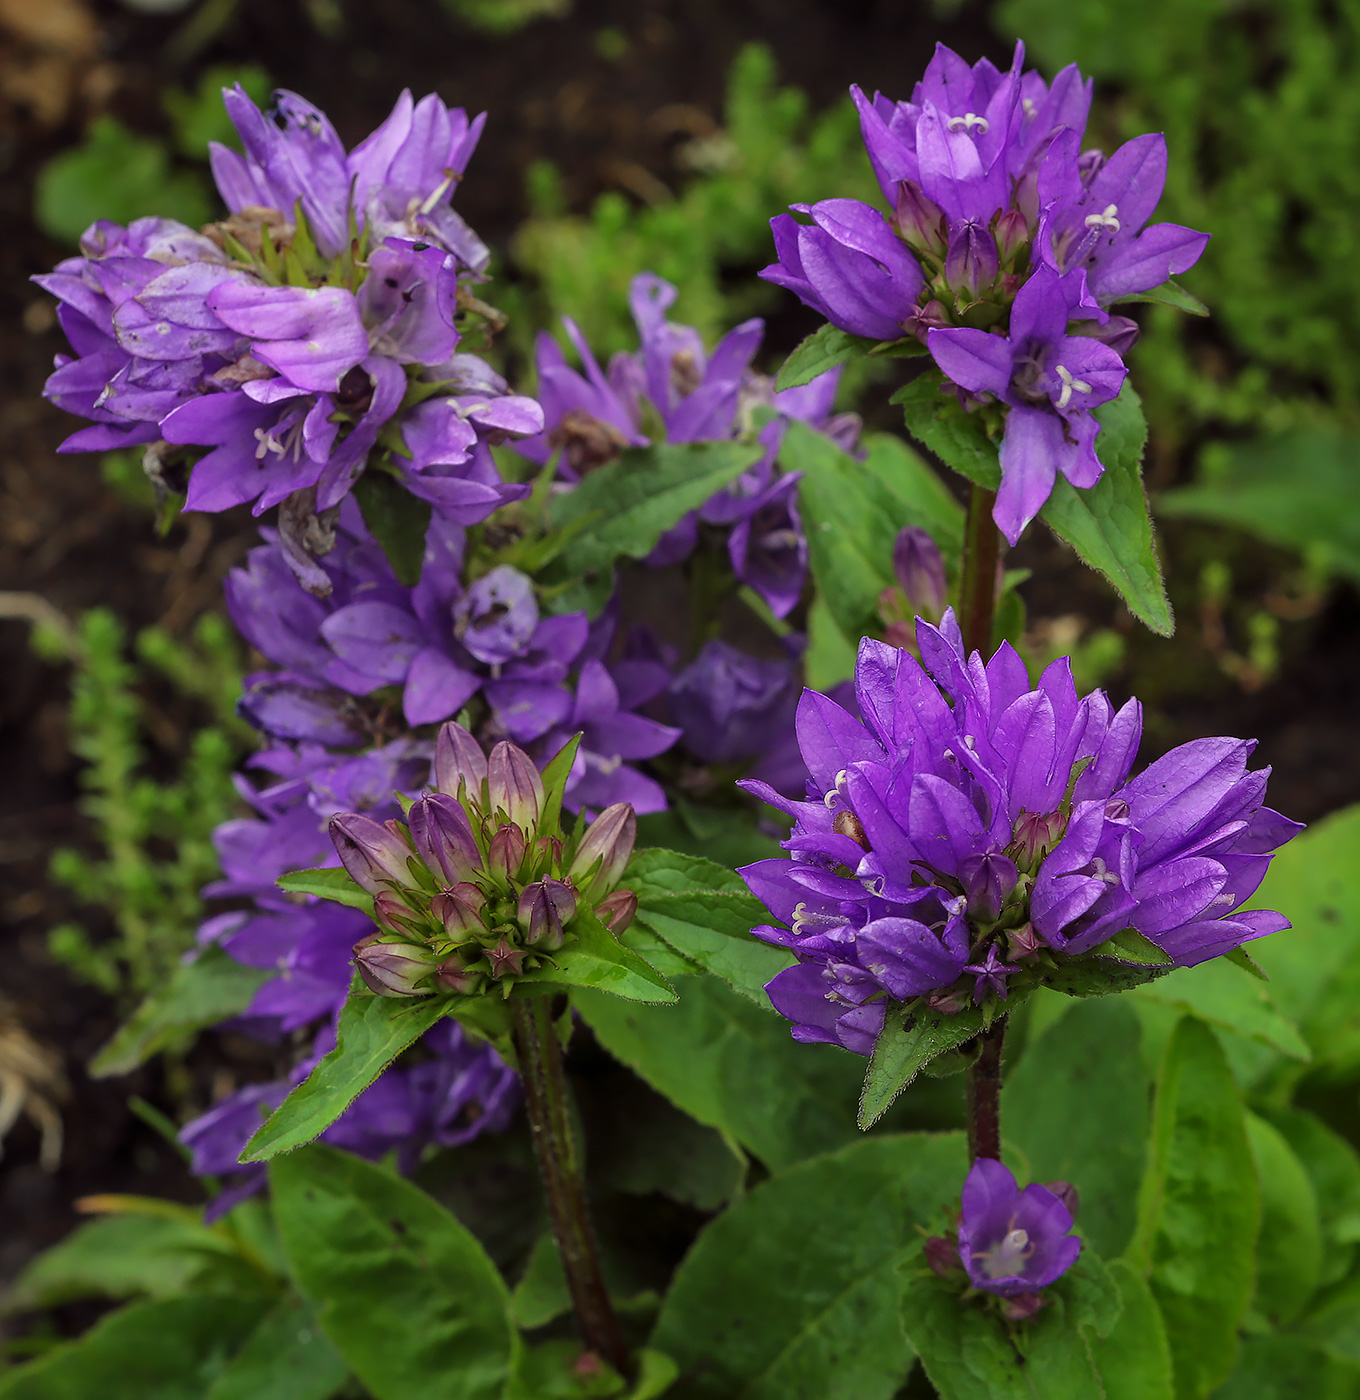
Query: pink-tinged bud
[
  {"left": 486, "top": 936, "right": 528, "bottom": 980},
  {"left": 595, "top": 888, "right": 638, "bottom": 934},
  {"left": 329, "top": 813, "right": 416, "bottom": 895},
  {"left": 568, "top": 803, "right": 636, "bottom": 898},
  {"left": 924, "top": 1234, "right": 961, "bottom": 1278},
  {"left": 487, "top": 741, "right": 544, "bottom": 831},
  {"left": 436, "top": 953, "right": 486, "bottom": 995},
  {"left": 993, "top": 208, "right": 1030, "bottom": 266},
  {"left": 904, "top": 298, "right": 948, "bottom": 344},
  {"left": 434, "top": 720, "right": 488, "bottom": 801},
  {"left": 431, "top": 883, "right": 488, "bottom": 940},
  {"left": 374, "top": 890, "right": 426, "bottom": 938},
  {"left": 487, "top": 822, "right": 527, "bottom": 879},
  {"left": 517, "top": 878, "right": 576, "bottom": 949},
  {"left": 1006, "top": 923, "right": 1042, "bottom": 961},
  {"left": 1000, "top": 1292, "right": 1046, "bottom": 1323},
  {"left": 353, "top": 933, "right": 439, "bottom": 997},
  {"left": 960, "top": 851, "right": 1018, "bottom": 923},
  {"left": 1012, "top": 810, "right": 1066, "bottom": 871},
  {"left": 1070, "top": 315, "right": 1140, "bottom": 357},
  {"left": 1044, "top": 1181, "right": 1080, "bottom": 1217},
  {"left": 408, "top": 794, "right": 481, "bottom": 886},
  {"left": 944, "top": 219, "right": 999, "bottom": 301},
  {"left": 895, "top": 179, "right": 946, "bottom": 259},
  {"left": 892, "top": 527, "right": 947, "bottom": 622},
  {"left": 925, "top": 987, "right": 970, "bottom": 1015}
]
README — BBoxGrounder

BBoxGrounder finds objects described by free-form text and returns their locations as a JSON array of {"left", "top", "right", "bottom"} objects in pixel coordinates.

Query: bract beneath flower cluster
[{"left": 740, "top": 609, "right": 1300, "bottom": 1056}]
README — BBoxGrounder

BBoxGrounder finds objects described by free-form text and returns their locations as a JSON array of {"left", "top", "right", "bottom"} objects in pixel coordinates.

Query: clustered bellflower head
[
  {"left": 739, "top": 609, "right": 1300, "bottom": 1056},
  {"left": 759, "top": 42, "right": 1209, "bottom": 543},
  {"left": 330, "top": 721, "right": 639, "bottom": 998},
  {"left": 35, "top": 86, "right": 542, "bottom": 590},
  {"left": 926, "top": 1160, "right": 1082, "bottom": 1317},
  {"left": 515, "top": 272, "right": 861, "bottom": 620}
]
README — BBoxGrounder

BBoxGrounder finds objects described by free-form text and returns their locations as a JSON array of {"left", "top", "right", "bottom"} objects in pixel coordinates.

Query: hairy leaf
[
  {"left": 773, "top": 324, "right": 875, "bottom": 391},
  {"left": 275, "top": 866, "right": 374, "bottom": 914},
  {"left": 1112, "top": 278, "right": 1209, "bottom": 316},
  {"left": 859, "top": 1005, "right": 986, "bottom": 1129},
  {"left": 891, "top": 373, "right": 1001, "bottom": 489},
  {"left": 521, "top": 909, "right": 676, "bottom": 1003}
]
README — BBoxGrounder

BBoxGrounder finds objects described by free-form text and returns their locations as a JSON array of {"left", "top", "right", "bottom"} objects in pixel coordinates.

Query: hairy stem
[
  {"left": 959, "top": 484, "right": 1001, "bottom": 657},
  {"left": 966, "top": 1018, "right": 1007, "bottom": 1162},
  {"left": 510, "top": 997, "right": 630, "bottom": 1376}
]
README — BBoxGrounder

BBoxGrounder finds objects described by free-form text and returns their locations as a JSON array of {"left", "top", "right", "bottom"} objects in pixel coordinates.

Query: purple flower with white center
[
  {"left": 1037, "top": 130, "right": 1210, "bottom": 304},
  {"left": 956, "top": 1158, "right": 1081, "bottom": 1297},
  {"left": 739, "top": 610, "right": 1299, "bottom": 1055},
  {"left": 927, "top": 267, "right": 1127, "bottom": 543}
]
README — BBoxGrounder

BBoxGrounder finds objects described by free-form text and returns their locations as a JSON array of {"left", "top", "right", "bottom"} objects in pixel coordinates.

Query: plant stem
[
  {"left": 959, "top": 484, "right": 1001, "bottom": 657},
  {"left": 965, "top": 1019, "right": 1007, "bottom": 1161},
  {"left": 510, "top": 996, "right": 630, "bottom": 1376}
]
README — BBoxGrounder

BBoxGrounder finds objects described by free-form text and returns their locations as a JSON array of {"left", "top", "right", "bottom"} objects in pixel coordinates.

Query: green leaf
[
  {"left": 782, "top": 418, "right": 961, "bottom": 644},
  {"left": 1039, "top": 386, "right": 1173, "bottom": 636},
  {"left": 1006, "top": 998, "right": 1151, "bottom": 1259},
  {"left": 505, "top": 1340, "right": 625, "bottom": 1399},
  {"left": 859, "top": 430, "right": 966, "bottom": 554},
  {"left": 353, "top": 470, "right": 432, "bottom": 586},
  {"left": 523, "top": 909, "right": 676, "bottom": 1002},
  {"left": 1112, "top": 278, "right": 1209, "bottom": 316},
  {"left": 549, "top": 441, "right": 761, "bottom": 578},
  {"left": 276, "top": 866, "right": 375, "bottom": 914},
  {"left": 1267, "top": 1107, "right": 1360, "bottom": 1279},
  {"left": 652, "top": 1134, "right": 966, "bottom": 1400},
  {"left": 540, "top": 732, "right": 583, "bottom": 835},
  {"left": 91, "top": 945, "right": 269, "bottom": 1078},
  {"left": 898, "top": 1277, "right": 1034, "bottom": 1400},
  {"left": 859, "top": 1005, "right": 986, "bottom": 1130},
  {"left": 1245, "top": 1111, "right": 1322, "bottom": 1326},
  {"left": 204, "top": 1295, "right": 350, "bottom": 1400},
  {"left": 0, "top": 1295, "right": 269, "bottom": 1400},
  {"left": 240, "top": 994, "right": 450, "bottom": 1162},
  {"left": 1088, "top": 1260, "right": 1174, "bottom": 1400},
  {"left": 271, "top": 1145, "right": 515, "bottom": 1400},
  {"left": 575, "top": 975, "right": 864, "bottom": 1171},
  {"left": 625, "top": 847, "right": 792, "bottom": 1003},
  {"left": 510, "top": 1233, "right": 572, "bottom": 1330},
  {"left": 1159, "top": 430, "right": 1360, "bottom": 583},
  {"left": 773, "top": 324, "right": 876, "bottom": 391},
  {"left": 1212, "top": 1334, "right": 1360, "bottom": 1400},
  {"left": 1129, "top": 957, "right": 1310, "bottom": 1062},
  {"left": 626, "top": 1351, "right": 680, "bottom": 1400},
  {"left": 806, "top": 593, "right": 857, "bottom": 690},
  {"left": 891, "top": 373, "right": 1001, "bottom": 489},
  {"left": 1090, "top": 926, "right": 1173, "bottom": 965},
  {"left": 1125, "top": 1016, "right": 1260, "bottom": 1400},
  {"left": 635, "top": 798, "right": 785, "bottom": 869}
]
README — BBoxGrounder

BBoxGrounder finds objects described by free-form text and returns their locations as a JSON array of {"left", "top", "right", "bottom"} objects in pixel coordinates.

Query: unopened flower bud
[
  {"left": 431, "top": 883, "right": 488, "bottom": 940},
  {"left": 518, "top": 878, "right": 577, "bottom": 949},
  {"left": 925, "top": 987, "right": 970, "bottom": 1015},
  {"left": 434, "top": 720, "right": 488, "bottom": 802},
  {"left": 905, "top": 298, "right": 949, "bottom": 344},
  {"left": 374, "top": 890, "right": 426, "bottom": 938},
  {"left": 993, "top": 208, "right": 1030, "bottom": 266},
  {"left": 353, "top": 933, "right": 439, "bottom": 997},
  {"left": 329, "top": 814, "right": 416, "bottom": 895},
  {"left": 895, "top": 179, "right": 947, "bottom": 259},
  {"left": 960, "top": 851, "right": 1018, "bottom": 923},
  {"left": 595, "top": 887, "right": 638, "bottom": 934},
  {"left": 1006, "top": 922, "right": 1042, "bottom": 961},
  {"left": 487, "top": 821, "right": 527, "bottom": 879},
  {"left": 924, "top": 1234, "right": 961, "bottom": 1278},
  {"left": 1012, "top": 810, "right": 1066, "bottom": 870},
  {"left": 944, "top": 219, "right": 998, "bottom": 301},
  {"left": 1000, "top": 1292, "right": 1046, "bottom": 1322},
  {"left": 892, "top": 527, "right": 947, "bottom": 622},
  {"left": 487, "top": 740, "right": 544, "bottom": 832},
  {"left": 408, "top": 794, "right": 481, "bottom": 886},
  {"left": 486, "top": 936, "right": 529, "bottom": 980},
  {"left": 1044, "top": 1181, "right": 1079, "bottom": 1217},
  {"left": 568, "top": 803, "right": 636, "bottom": 899},
  {"left": 436, "top": 952, "right": 486, "bottom": 995}
]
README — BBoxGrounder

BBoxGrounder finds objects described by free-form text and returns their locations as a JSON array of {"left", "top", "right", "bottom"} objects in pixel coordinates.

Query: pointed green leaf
[
  {"left": 859, "top": 1004, "right": 986, "bottom": 1130},
  {"left": 1039, "top": 386, "right": 1173, "bottom": 636},
  {"left": 540, "top": 731, "right": 582, "bottom": 835},
  {"left": 1090, "top": 927, "right": 1173, "bottom": 965},
  {"left": 523, "top": 910, "right": 676, "bottom": 1003},
  {"left": 1126, "top": 1016, "right": 1260, "bottom": 1399},
  {"left": 354, "top": 470, "right": 431, "bottom": 587},
  {"left": 898, "top": 1275, "right": 1031, "bottom": 1399},
  {"left": 240, "top": 994, "right": 450, "bottom": 1162},
  {"left": 510, "top": 1234, "right": 571, "bottom": 1330},
  {"left": 271, "top": 1145, "right": 514, "bottom": 1400},
  {"left": 859, "top": 430, "right": 965, "bottom": 553},
  {"left": 276, "top": 866, "right": 374, "bottom": 914},
  {"left": 773, "top": 323, "right": 876, "bottom": 391},
  {"left": 652, "top": 1134, "right": 966, "bottom": 1400},
  {"left": 1112, "top": 277, "right": 1209, "bottom": 316},
  {"left": 1088, "top": 1260, "right": 1174, "bottom": 1400},
  {"left": 91, "top": 945, "right": 269, "bottom": 1078},
  {"left": 891, "top": 373, "right": 1001, "bottom": 489}
]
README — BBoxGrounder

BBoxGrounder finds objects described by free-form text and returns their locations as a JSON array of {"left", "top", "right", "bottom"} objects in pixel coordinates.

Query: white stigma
[
  {"left": 1005, "top": 1228, "right": 1030, "bottom": 1251},
  {"left": 1084, "top": 203, "right": 1121, "bottom": 233},
  {"left": 1055, "top": 364, "right": 1093, "bottom": 411},
  {"left": 947, "top": 112, "right": 990, "bottom": 135},
  {"left": 1022, "top": 98, "right": 1036, "bottom": 120},
  {"left": 253, "top": 426, "right": 286, "bottom": 461}
]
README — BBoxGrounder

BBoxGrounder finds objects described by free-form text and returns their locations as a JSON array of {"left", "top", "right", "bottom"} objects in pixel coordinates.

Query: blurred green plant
[
  {"left": 438, "top": 0, "right": 569, "bottom": 34},
  {"left": 31, "top": 607, "right": 250, "bottom": 1002},
  {"left": 35, "top": 64, "right": 269, "bottom": 245}
]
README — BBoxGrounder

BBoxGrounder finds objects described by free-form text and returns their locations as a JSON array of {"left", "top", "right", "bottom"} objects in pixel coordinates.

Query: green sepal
[
  {"left": 539, "top": 731, "right": 583, "bottom": 836},
  {"left": 519, "top": 909, "right": 677, "bottom": 1003},
  {"left": 1111, "top": 276, "right": 1209, "bottom": 316},
  {"left": 1224, "top": 944, "right": 1269, "bottom": 981},
  {"left": 277, "top": 866, "right": 375, "bottom": 916}
]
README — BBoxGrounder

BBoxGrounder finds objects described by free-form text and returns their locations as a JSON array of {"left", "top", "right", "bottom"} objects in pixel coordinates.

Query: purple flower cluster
[
  {"left": 183, "top": 739, "right": 518, "bottom": 1215},
  {"left": 740, "top": 610, "right": 1299, "bottom": 1055},
  {"left": 760, "top": 43, "right": 1209, "bottom": 543},
  {"left": 227, "top": 502, "right": 680, "bottom": 814},
  {"left": 36, "top": 86, "right": 542, "bottom": 589},
  {"left": 516, "top": 272, "right": 860, "bottom": 620}
]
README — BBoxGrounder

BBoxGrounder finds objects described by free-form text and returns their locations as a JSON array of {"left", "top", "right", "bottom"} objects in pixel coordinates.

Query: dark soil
[{"left": 0, "top": 0, "right": 1355, "bottom": 1319}]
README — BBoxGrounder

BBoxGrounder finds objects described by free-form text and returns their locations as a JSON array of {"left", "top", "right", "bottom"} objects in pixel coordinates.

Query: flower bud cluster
[{"left": 332, "top": 721, "right": 638, "bottom": 998}]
